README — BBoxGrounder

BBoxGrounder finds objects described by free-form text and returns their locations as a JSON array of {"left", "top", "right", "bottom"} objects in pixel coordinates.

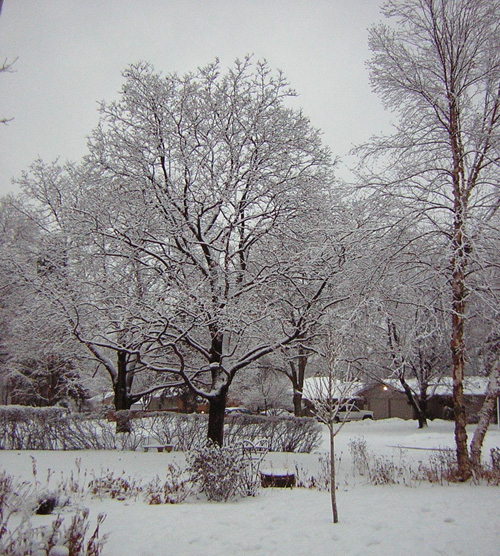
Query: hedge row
[{"left": 0, "top": 406, "right": 321, "bottom": 453}]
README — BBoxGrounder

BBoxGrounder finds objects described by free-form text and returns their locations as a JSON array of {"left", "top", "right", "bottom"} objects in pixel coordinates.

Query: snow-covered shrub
[
  {"left": 237, "top": 446, "right": 265, "bottom": 497},
  {"left": 61, "top": 417, "right": 123, "bottom": 450},
  {"left": 135, "top": 412, "right": 207, "bottom": 451},
  {"left": 62, "top": 509, "right": 107, "bottom": 556},
  {"left": 347, "top": 438, "right": 415, "bottom": 486},
  {"left": 75, "top": 412, "right": 320, "bottom": 453},
  {"left": 27, "top": 457, "right": 89, "bottom": 515},
  {"left": 56, "top": 415, "right": 144, "bottom": 451},
  {"left": 224, "top": 414, "right": 321, "bottom": 453},
  {"left": 0, "top": 472, "right": 13, "bottom": 516},
  {"left": 88, "top": 470, "right": 142, "bottom": 501},
  {"left": 0, "top": 472, "right": 107, "bottom": 556},
  {"left": 0, "top": 407, "right": 320, "bottom": 453},
  {"left": 317, "top": 454, "right": 334, "bottom": 491},
  {"left": 470, "top": 465, "right": 500, "bottom": 486},
  {"left": 418, "top": 449, "right": 459, "bottom": 485},
  {"left": 459, "top": 448, "right": 500, "bottom": 485},
  {"left": 144, "top": 464, "right": 192, "bottom": 504},
  {"left": 369, "top": 456, "right": 406, "bottom": 485},
  {"left": 0, "top": 405, "right": 68, "bottom": 450},
  {"left": 0, "top": 406, "right": 147, "bottom": 450},
  {"left": 187, "top": 442, "right": 256, "bottom": 501},
  {"left": 294, "top": 454, "right": 334, "bottom": 490},
  {"left": 348, "top": 436, "right": 369, "bottom": 477},
  {"left": 138, "top": 412, "right": 320, "bottom": 453}
]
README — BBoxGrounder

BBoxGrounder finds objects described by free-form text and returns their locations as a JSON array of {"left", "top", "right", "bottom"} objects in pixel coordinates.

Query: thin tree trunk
[
  {"left": 297, "top": 345, "right": 307, "bottom": 415},
  {"left": 470, "top": 364, "right": 500, "bottom": 468},
  {"left": 417, "top": 412, "right": 428, "bottom": 429},
  {"left": 398, "top": 377, "right": 428, "bottom": 428},
  {"left": 450, "top": 241, "right": 471, "bottom": 479},
  {"left": 329, "top": 425, "right": 338, "bottom": 523},
  {"left": 290, "top": 343, "right": 308, "bottom": 416}
]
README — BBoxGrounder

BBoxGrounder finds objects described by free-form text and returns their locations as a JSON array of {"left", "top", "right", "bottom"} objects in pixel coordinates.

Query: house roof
[
  {"left": 376, "top": 376, "right": 489, "bottom": 397},
  {"left": 302, "top": 376, "right": 490, "bottom": 400},
  {"left": 302, "top": 377, "right": 366, "bottom": 400}
]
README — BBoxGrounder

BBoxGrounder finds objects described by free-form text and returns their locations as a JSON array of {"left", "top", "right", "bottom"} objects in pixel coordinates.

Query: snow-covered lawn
[{"left": 2, "top": 418, "right": 500, "bottom": 556}]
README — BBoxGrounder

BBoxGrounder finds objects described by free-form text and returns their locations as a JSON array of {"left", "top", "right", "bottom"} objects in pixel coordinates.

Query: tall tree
[
  {"left": 14, "top": 164, "right": 180, "bottom": 431},
  {"left": 371, "top": 234, "right": 450, "bottom": 429},
  {"left": 357, "top": 0, "right": 500, "bottom": 478},
  {"left": 29, "top": 58, "right": 336, "bottom": 445},
  {"left": 0, "top": 195, "right": 91, "bottom": 410},
  {"left": 0, "top": 195, "right": 40, "bottom": 403},
  {"left": 253, "top": 227, "right": 355, "bottom": 417}
]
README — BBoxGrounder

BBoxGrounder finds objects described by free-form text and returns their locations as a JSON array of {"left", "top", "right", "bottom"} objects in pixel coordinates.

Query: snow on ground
[{"left": 1, "top": 419, "right": 500, "bottom": 556}]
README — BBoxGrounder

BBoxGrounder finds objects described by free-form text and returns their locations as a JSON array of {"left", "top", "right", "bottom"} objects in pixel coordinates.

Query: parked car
[
  {"left": 334, "top": 404, "right": 374, "bottom": 422},
  {"left": 225, "top": 407, "right": 252, "bottom": 416}
]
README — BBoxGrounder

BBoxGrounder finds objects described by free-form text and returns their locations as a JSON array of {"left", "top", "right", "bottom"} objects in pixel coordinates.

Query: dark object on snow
[
  {"left": 35, "top": 494, "right": 58, "bottom": 514},
  {"left": 261, "top": 471, "right": 296, "bottom": 488}
]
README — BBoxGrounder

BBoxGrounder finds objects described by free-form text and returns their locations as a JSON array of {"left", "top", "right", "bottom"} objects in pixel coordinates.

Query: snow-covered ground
[{"left": 2, "top": 418, "right": 500, "bottom": 556}]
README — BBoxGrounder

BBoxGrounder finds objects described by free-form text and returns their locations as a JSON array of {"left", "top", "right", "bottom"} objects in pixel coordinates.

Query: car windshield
[{"left": 340, "top": 404, "right": 359, "bottom": 412}]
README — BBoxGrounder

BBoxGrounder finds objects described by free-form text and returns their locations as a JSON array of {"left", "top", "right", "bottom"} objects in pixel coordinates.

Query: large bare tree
[
  {"left": 357, "top": 0, "right": 500, "bottom": 479},
  {"left": 11, "top": 164, "right": 179, "bottom": 432},
  {"left": 74, "top": 58, "right": 336, "bottom": 445}
]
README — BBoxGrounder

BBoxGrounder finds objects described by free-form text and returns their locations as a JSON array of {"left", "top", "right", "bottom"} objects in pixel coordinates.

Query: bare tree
[
  {"left": 384, "top": 314, "right": 448, "bottom": 428},
  {"left": 0, "top": 194, "right": 94, "bottom": 411},
  {"left": 307, "top": 333, "right": 362, "bottom": 524},
  {"left": 255, "top": 237, "right": 352, "bottom": 417},
  {"left": 261, "top": 197, "right": 372, "bottom": 417},
  {"left": 232, "top": 364, "right": 290, "bottom": 413},
  {"left": 8, "top": 167, "right": 182, "bottom": 431},
  {"left": 21, "top": 58, "right": 336, "bottom": 445},
  {"left": 357, "top": 0, "right": 500, "bottom": 479},
  {"left": 373, "top": 249, "right": 450, "bottom": 428},
  {"left": 0, "top": 195, "right": 40, "bottom": 403}
]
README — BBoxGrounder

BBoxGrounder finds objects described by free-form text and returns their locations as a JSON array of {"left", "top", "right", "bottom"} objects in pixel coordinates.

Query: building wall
[
  {"left": 363, "top": 383, "right": 491, "bottom": 423},
  {"left": 427, "top": 394, "right": 490, "bottom": 423},
  {"left": 363, "top": 384, "right": 414, "bottom": 420}
]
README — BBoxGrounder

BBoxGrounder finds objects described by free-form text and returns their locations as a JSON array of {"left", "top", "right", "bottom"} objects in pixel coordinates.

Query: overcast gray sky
[{"left": 0, "top": 0, "right": 392, "bottom": 196}]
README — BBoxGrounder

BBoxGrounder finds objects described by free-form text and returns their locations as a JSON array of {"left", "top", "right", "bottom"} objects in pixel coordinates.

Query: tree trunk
[
  {"left": 470, "top": 365, "right": 500, "bottom": 468},
  {"left": 448, "top": 92, "right": 472, "bottom": 480},
  {"left": 398, "top": 377, "right": 427, "bottom": 428},
  {"left": 417, "top": 388, "right": 428, "bottom": 429},
  {"left": 207, "top": 333, "right": 228, "bottom": 446},
  {"left": 113, "top": 350, "right": 133, "bottom": 434},
  {"left": 417, "top": 412, "right": 427, "bottom": 429},
  {"left": 207, "top": 385, "right": 228, "bottom": 446},
  {"left": 450, "top": 229, "right": 471, "bottom": 479},
  {"left": 329, "top": 425, "right": 338, "bottom": 523},
  {"left": 293, "top": 390, "right": 303, "bottom": 417},
  {"left": 290, "top": 344, "right": 308, "bottom": 416}
]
